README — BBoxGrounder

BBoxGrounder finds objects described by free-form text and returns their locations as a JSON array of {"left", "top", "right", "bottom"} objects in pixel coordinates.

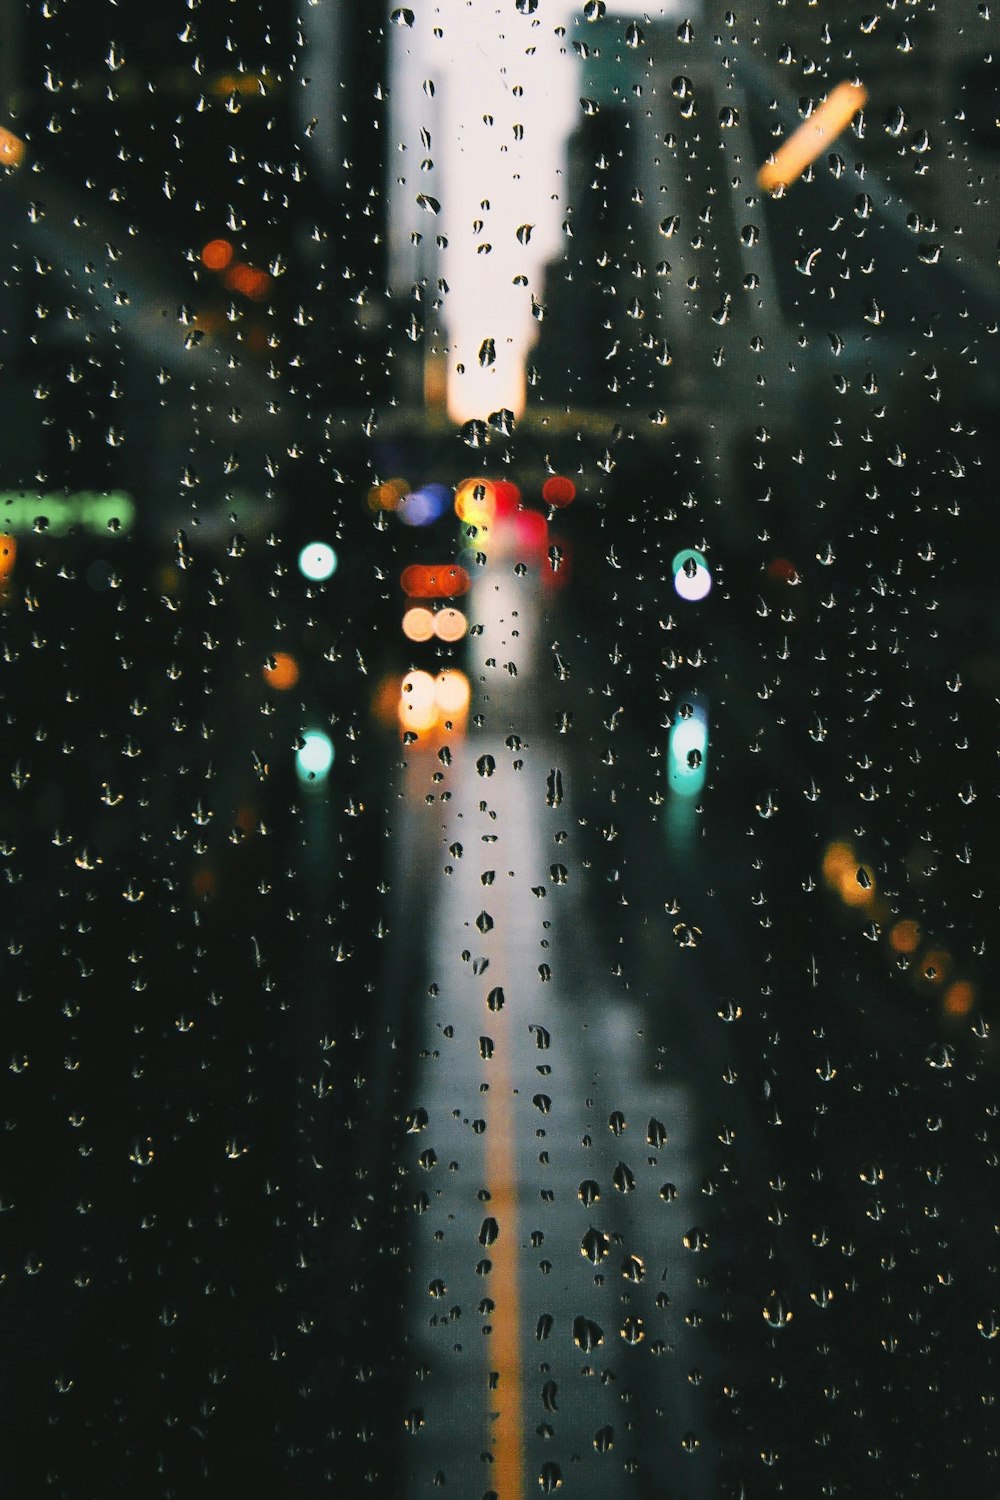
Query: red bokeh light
[{"left": 542, "top": 475, "right": 576, "bottom": 508}]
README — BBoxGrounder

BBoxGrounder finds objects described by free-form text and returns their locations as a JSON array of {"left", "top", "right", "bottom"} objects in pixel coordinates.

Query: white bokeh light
[{"left": 389, "top": 5, "right": 686, "bottom": 425}]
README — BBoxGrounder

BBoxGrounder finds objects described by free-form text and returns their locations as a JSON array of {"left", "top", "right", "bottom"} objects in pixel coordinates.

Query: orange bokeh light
[
  {"left": 401, "top": 563, "right": 470, "bottom": 599},
  {"left": 367, "top": 477, "right": 409, "bottom": 512},
  {"left": 224, "top": 263, "right": 273, "bottom": 301},
  {"left": 889, "top": 919, "right": 921, "bottom": 955},
  {"left": 262, "top": 651, "right": 299, "bottom": 691},
  {"left": 944, "top": 981, "right": 976, "bottom": 1017},
  {"left": 921, "top": 949, "right": 951, "bottom": 985},
  {"left": 0, "top": 127, "right": 26, "bottom": 169},
  {"left": 0, "top": 533, "right": 15, "bottom": 577},
  {"left": 201, "top": 238, "right": 234, "bottom": 271}
]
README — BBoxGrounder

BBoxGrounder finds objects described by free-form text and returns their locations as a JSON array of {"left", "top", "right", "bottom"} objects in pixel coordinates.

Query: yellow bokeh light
[
  {"left": 434, "top": 669, "right": 471, "bottom": 716},
  {"left": 398, "top": 669, "right": 439, "bottom": 733},
  {"left": 454, "top": 477, "right": 496, "bottom": 531}
]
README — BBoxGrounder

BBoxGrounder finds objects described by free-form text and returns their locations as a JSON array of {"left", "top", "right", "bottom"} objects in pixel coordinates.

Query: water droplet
[
  {"left": 673, "top": 922, "right": 701, "bottom": 947},
  {"left": 573, "top": 1315, "right": 604, "bottom": 1351},
  {"left": 578, "top": 1179, "right": 600, "bottom": 1207},
  {"left": 477, "top": 754, "right": 496, "bottom": 777},
  {"left": 390, "top": 6, "right": 415, "bottom": 24},
  {"left": 581, "top": 1227, "right": 611, "bottom": 1264},
  {"left": 612, "top": 1161, "right": 635, "bottom": 1194},
  {"left": 978, "top": 1312, "right": 999, "bottom": 1340},
  {"left": 647, "top": 1117, "right": 667, "bottom": 1148},
  {"left": 621, "top": 1254, "right": 645, "bottom": 1283},
  {"left": 763, "top": 1293, "right": 793, "bottom": 1329},
  {"left": 538, "top": 1460, "right": 563, "bottom": 1493},
  {"left": 683, "top": 1226, "right": 709, "bottom": 1252},
  {"left": 487, "top": 986, "right": 505, "bottom": 1011},
  {"left": 476, "top": 910, "right": 494, "bottom": 933},
  {"left": 479, "top": 1216, "right": 499, "bottom": 1247}
]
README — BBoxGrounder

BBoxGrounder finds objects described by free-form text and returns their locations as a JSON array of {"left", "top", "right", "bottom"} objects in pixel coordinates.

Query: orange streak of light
[{"left": 758, "top": 82, "right": 868, "bottom": 193}]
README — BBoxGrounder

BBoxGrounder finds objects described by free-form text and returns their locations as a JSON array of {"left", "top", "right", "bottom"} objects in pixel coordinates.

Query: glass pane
[{"left": 4, "top": 2, "right": 998, "bottom": 1495}]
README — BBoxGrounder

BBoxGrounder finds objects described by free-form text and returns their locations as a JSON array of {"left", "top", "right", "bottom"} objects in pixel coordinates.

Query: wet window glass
[{"left": 4, "top": 1, "right": 999, "bottom": 1495}]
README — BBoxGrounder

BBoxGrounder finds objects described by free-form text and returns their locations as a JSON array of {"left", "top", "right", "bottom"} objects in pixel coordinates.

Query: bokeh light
[
  {"left": 201, "top": 238, "right": 234, "bottom": 271},
  {"left": 455, "top": 477, "right": 496, "bottom": 530},
  {"left": 298, "top": 542, "right": 338, "bottom": 581},
  {"left": 401, "top": 563, "right": 470, "bottom": 598},
  {"left": 889, "top": 919, "right": 921, "bottom": 954},
  {"left": 542, "top": 474, "right": 576, "bottom": 507},
  {"left": 399, "top": 669, "right": 439, "bottom": 733},
  {"left": 263, "top": 651, "right": 299, "bottom": 691},
  {"left": 367, "top": 477, "right": 410, "bottom": 512},
  {"left": 672, "top": 548, "right": 712, "bottom": 602},
  {"left": 296, "top": 729, "right": 334, "bottom": 783},
  {"left": 434, "top": 669, "right": 471, "bottom": 716},
  {"left": 398, "top": 483, "right": 451, "bottom": 527},
  {"left": 434, "top": 608, "right": 468, "bottom": 642},
  {"left": 944, "top": 980, "right": 976, "bottom": 1017},
  {"left": 402, "top": 606, "right": 436, "bottom": 642}
]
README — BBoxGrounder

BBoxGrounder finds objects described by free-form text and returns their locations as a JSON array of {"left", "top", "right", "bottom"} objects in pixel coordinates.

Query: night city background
[{"left": 2, "top": 1, "right": 1000, "bottom": 1496}]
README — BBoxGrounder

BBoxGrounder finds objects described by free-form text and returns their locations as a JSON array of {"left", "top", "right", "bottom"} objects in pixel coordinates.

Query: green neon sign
[{"left": 0, "top": 491, "right": 136, "bottom": 536}]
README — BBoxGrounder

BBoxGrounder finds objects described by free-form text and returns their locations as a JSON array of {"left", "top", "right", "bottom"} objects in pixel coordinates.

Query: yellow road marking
[
  {"left": 485, "top": 1046, "right": 524, "bottom": 1500},
  {"left": 480, "top": 807, "right": 525, "bottom": 1499}
]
